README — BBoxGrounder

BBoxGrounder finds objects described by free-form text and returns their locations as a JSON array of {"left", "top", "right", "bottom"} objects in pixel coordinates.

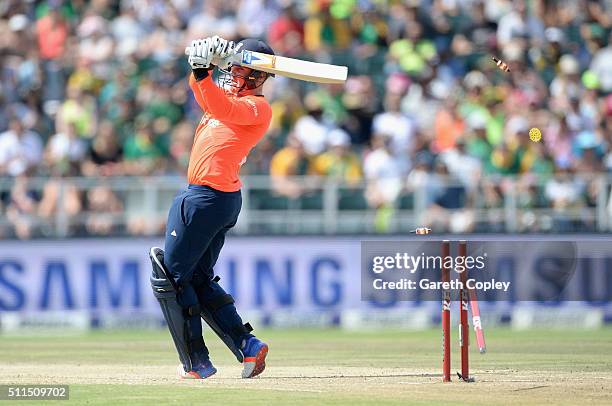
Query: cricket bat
[{"left": 185, "top": 48, "right": 348, "bottom": 84}]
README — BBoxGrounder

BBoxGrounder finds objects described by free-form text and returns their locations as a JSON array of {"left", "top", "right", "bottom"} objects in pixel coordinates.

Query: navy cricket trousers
[{"left": 163, "top": 184, "right": 244, "bottom": 346}]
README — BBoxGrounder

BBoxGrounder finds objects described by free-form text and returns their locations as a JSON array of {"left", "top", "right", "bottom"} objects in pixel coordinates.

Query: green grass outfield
[{"left": 1, "top": 328, "right": 612, "bottom": 405}]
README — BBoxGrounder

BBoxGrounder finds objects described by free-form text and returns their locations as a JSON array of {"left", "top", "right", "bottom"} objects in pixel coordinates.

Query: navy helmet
[
  {"left": 238, "top": 38, "right": 275, "bottom": 59},
  {"left": 220, "top": 38, "right": 275, "bottom": 92}
]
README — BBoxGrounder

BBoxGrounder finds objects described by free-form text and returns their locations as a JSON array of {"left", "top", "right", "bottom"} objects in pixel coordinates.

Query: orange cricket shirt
[{"left": 187, "top": 74, "right": 272, "bottom": 192}]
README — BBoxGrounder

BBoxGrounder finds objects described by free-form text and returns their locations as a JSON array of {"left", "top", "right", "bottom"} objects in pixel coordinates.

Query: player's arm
[
  {"left": 186, "top": 38, "right": 216, "bottom": 113},
  {"left": 193, "top": 76, "right": 270, "bottom": 125},
  {"left": 187, "top": 36, "right": 270, "bottom": 125},
  {"left": 186, "top": 36, "right": 237, "bottom": 115},
  {"left": 188, "top": 73, "right": 210, "bottom": 112}
]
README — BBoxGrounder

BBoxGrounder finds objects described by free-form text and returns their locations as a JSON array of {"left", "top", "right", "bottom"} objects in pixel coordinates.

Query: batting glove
[
  {"left": 211, "top": 35, "right": 237, "bottom": 70},
  {"left": 187, "top": 38, "right": 214, "bottom": 70}
]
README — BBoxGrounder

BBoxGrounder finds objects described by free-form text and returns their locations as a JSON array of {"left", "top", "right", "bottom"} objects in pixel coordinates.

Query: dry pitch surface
[{"left": 1, "top": 328, "right": 611, "bottom": 405}]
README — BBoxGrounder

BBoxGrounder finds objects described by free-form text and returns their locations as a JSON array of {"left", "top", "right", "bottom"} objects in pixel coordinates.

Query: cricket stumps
[{"left": 441, "top": 240, "right": 482, "bottom": 383}]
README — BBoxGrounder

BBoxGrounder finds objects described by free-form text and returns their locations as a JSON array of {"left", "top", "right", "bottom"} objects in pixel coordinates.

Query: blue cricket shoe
[
  {"left": 178, "top": 351, "right": 217, "bottom": 379},
  {"left": 241, "top": 336, "right": 268, "bottom": 378}
]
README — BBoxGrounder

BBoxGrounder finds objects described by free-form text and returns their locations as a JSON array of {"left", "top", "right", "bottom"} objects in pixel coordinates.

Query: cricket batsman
[{"left": 149, "top": 36, "right": 273, "bottom": 379}]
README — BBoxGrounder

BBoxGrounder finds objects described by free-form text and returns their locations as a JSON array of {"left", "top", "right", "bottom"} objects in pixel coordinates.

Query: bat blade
[
  {"left": 184, "top": 48, "right": 348, "bottom": 84},
  {"left": 238, "top": 50, "right": 348, "bottom": 84}
]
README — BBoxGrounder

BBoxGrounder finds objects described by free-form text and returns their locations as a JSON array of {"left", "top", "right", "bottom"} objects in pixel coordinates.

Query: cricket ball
[{"left": 529, "top": 127, "right": 542, "bottom": 142}]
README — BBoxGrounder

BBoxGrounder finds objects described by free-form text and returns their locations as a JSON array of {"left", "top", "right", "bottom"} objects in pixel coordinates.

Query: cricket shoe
[
  {"left": 241, "top": 336, "right": 268, "bottom": 378},
  {"left": 178, "top": 359, "right": 217, "bottom": 379}
]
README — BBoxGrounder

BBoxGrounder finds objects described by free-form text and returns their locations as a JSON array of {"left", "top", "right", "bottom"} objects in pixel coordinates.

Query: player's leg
[
  {"left": 194, "top": 217, "right": 269, "bottom": 378},
  {"left": 193, "top": 226, "right": 253, "bottom": 349},
  {"left": 190, "top": 226, "right": 251, "bottom": 363},
  {"left": 149, "top": 246, "right": 216, "bottom": 379},
  {"left": 152, "top": 190, "right": 230, "bottom": 378}
]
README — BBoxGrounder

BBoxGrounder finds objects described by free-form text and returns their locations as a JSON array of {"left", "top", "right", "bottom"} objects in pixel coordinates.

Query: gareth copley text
[{"left": 373, "top": 278, "right": 511, "bottom": 292}]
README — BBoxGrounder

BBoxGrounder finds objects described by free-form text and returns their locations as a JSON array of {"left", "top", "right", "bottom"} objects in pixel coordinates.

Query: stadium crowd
[{"left": 0, "top": 0, "right": 611, "bottom": 237}]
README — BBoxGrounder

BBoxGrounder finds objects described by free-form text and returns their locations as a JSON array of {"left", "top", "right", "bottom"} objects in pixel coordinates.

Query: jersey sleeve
[
  {"left": 189, "top": 73, "right": 209, "bottom": 113},
  {"left": 194, "top": 76, "right": 271, "bottom": 125}
]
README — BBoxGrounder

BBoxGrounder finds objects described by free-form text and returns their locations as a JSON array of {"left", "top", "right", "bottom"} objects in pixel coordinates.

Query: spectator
[
  {"left": 44, "top": 122, "right": 86, "bottom": 175},
  {"left": 340, "top": 75, "right": 377, "bottom": 145},
  {"left": 6, "top": 176, "right": 40, "bottom": 239},
  {"left": 0, "top": 118, "right": 43, "bottom": 177},
  {"left": 77, "top": 13, "right": 114, "bottom": 77},
  {"left": 545, "top": 166, "right": 586, "bottom": 231},
  {"left": 110, "top": 4, "right": 144, "bottom": 58},
  {"left": 35, "top": 2, "right": 69, "bottom": 61},
  {"left": 433, "top": 99, "right": 465, "bottom": 153},
  {"left": 270, "top": 135, "right": 309, "bottom": 199},
  {"left": 363, "top": 133, "right": 408, "bottom": 209},
  {"left": 550, "top": 55, "right": 582, "bottom": 101},
  {"left": 496, "top": 0, "right": 544, "bottom": 47},
  {"left": 420, "top": 159, "right": 474, "bottom": 233},
  {"left": 237, "top": 0, "right": 279, "bottom": 39},
  {"left": 56, "top": 84, "right": 98, "bottom": 140},
  {"left": 268, "top": 4, "right": 304, "bottom": 57},
  {"left": 311, "top": 129, "right": 362, "bottom": 185},
  {"left": 37, "top": 178, "right": 83, "bottom": 236},
  {"left": 81, "top": 120, "right": 124, "bottom": 177},
  {"left": 84, "top": 185, "right": 124, "bottom": 236},
  {"left": 440, "top": 138, "right": 482, "bottom": 190},
  {"left": 406, "top": 152, "right": 437, "bottom": 207},
  {"left": 243, "top": 137, "right": 276, "bottom": 176},
  {"left": 35, "top": 1, "right": 69, "bottom": 105},
  {"left": 464, "top": 112, "right": 493, "bottom": 172},
  {"left": 589, "top": 32, "right": 612, "bottom": 93},
  {"left": 168, "top": 120, "right": 194, "bottom": 174},
  {"left": 293, "top": 92, "right": 332, "bottom": 156},
  {"left": 545, "top": 166, "right": 585, "bottom": 210},
  {"left": 372, "top": 91, "right": 416, "bottom": 156},
  {"left": 123, "top": 121, "right": 164, "bottom": 175}
]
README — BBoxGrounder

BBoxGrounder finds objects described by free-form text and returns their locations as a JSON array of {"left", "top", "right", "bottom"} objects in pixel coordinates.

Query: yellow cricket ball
[{"left": 529, "top": 127, "right": 542, "bottom": 142}]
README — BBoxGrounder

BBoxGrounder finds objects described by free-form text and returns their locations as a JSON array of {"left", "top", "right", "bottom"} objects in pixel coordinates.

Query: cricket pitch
[{"left": 1, "top": 328, "right": 611, "bottom": 405}]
